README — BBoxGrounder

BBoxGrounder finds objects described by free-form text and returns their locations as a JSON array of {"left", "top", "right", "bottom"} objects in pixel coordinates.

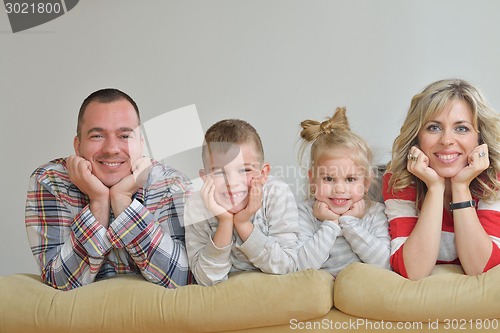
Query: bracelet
[{"left": 450, "top": 199, "right": 476, "bottom": 211}]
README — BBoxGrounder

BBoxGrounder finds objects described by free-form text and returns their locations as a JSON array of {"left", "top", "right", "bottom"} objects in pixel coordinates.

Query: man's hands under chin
[
  {"left": 67, "top": 156, "right": 152, "bottom": 228},
  {"left": 67, "top": 155, "right": 111, "bottom": 228},
  {"left": 110, "top": 156, "right": 152, "bottom": 217}
]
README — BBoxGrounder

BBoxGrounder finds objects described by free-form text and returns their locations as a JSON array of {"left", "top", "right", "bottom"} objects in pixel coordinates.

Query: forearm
[
  {"left": 340, "top": 213, "right": 391, "bottom": 269},
  {"left": 212, "top": 218, "right": 235, "bottom": 248},
  {"left": 109, "top": 192, "right": 132, "bottom": 218},
  {"left": 452, "top": 184, "right": 492, "bottom": 275},
  {"left": 89, "top": 197, "right": 111, "bottom": 229},
  {"left": 109, "top": 199, "right": 189, "bottom": 287},
  {"left": 190, "top": 238, "right": 233, "bottom": 286},
  {"left": 233, "top": 220, "right": 254, "bottom": 242},
  {"left": 239, "top": 225, "right": 298, "bottom": 274},
  {"left": 402, "top": 186, "right": 444, "bottom": 280},
  {"left": 26, "top": 198, "right": 110, "bottom": 290},
  {"left": 297, "top": 219, "right": 340, "bottom": 270}
]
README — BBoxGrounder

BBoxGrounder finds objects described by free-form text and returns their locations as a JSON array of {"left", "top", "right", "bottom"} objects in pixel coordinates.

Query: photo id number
[{"left": 5, "top": 2, "right": 62, "bottom": 14}]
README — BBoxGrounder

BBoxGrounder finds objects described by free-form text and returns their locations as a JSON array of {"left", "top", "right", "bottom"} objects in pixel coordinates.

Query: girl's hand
[
  {"left": 407, "top": 146, "right": 445, "bottom": 189},
  {"left": 312, "top": 200, "right": 340, "bottom": 224},
  {"left": 342, "top": 199, "right": 365, "bottom": 219},
  {"left": 451, "top": 144, "right": 489, "bottom": 187}
]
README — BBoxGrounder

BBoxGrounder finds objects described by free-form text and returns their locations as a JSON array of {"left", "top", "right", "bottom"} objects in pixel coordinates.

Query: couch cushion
[
  {"left": 334, "top": 262, "right": 500, "bottom": 322},
  {"left": 0, "top": 268, "right": 334, "bottom": 333}
]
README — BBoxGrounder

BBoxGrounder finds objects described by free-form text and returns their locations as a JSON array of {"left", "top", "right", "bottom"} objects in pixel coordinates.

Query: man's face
[{"left": 74, "top": 99, "right": 144, "bottom": 187}]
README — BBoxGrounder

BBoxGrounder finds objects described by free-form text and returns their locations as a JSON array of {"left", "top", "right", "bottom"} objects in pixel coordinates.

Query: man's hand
[
  {"left": 67, "top": 155, "right": 110, "bottom": 228},
  {"left": 312, "top": 200, "right": 340, "bottom": 223},
  {"left": 342, "top": 199, "right": 365, "bottom": 219},
  {"left": 110, "top": 157, "right": 152, "bottom": 217},
  {"left": 67, "top": 155, "right": 109, "bottom": 200}
]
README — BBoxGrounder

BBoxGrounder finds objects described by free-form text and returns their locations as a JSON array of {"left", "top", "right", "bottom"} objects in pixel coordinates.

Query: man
[{"left": 25, "top": 89, "right": 192, "bottom": 290}]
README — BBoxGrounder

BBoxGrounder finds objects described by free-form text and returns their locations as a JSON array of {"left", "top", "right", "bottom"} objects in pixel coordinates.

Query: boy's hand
[
  {"left": 313, "top": 200, "right": 340, "bottom": 224},
  {"left": 201, "top": 176, "right": 233, "bottom": 223},
  {"left": 342, "top": 199, "right": 365, "bottom": 219},
  {"left": 233, "top": 177, "right": 262, "bottom": 225},
  {"left": 233, "top": 177, "right": 262, "bottom": 242}
]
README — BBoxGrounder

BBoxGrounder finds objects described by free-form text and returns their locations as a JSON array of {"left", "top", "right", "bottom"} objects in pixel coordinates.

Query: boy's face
[{"left": 200, "top": 142, "right": 270, "bottom": 214}]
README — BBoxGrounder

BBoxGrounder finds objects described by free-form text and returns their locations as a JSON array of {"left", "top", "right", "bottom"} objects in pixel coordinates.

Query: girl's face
[
  {"left": 309, "top": 149, "right": 370, "bottom": 216},
  {"left": 417, "top": 99, "right": 479, "bottom": 178}
]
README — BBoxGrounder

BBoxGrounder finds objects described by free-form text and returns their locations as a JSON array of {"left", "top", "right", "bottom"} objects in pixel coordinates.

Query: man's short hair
[
  {"left": 77, "top": 88, "right": 140, "bottom": 139},
  {"left": 202, "top": 119, "right": 265, "bottom": 169}
]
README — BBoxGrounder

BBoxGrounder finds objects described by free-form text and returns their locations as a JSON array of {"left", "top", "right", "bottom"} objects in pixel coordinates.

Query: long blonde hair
[
  {"left": 298, "top": 107, "right": 375, "bottom": 202},
  {"left": 386, "top": 78, "right": 500, "bottom": 204}
]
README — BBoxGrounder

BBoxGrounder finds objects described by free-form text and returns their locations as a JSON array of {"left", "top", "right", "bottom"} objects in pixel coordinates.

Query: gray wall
[{"left": 2, "top": 0, "right": 500, "bottom": 277}]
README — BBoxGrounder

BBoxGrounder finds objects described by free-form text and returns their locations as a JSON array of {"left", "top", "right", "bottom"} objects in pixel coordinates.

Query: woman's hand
[
  {"left": 451, "top": 143, "right": 489, "bottom": 187},
  {"left": 407, "top": 146, "right": 445, "bottom": 189}
]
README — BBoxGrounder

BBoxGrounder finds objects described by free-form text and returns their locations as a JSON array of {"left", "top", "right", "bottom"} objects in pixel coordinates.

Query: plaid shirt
[{"left": 25, "top": 158, "right": 192, "bottom": 291}]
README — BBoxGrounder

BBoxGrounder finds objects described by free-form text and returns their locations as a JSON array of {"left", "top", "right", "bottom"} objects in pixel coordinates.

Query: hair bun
[{"left": 300, "top": 107, "right": 350, "bottom": 142}]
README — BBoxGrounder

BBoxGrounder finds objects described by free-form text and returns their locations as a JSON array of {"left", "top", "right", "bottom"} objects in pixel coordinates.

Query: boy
[{"left": 185, "top": 119, "right": 299, "bottom": 286}]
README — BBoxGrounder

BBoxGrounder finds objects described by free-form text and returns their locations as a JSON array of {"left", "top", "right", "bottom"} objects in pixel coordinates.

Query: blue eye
[
  {"left": 427, "top": 124, "right": 441, "bottom": 132},
  {"left": 455, "top": 125, "right": 470, "bottom": 133}
]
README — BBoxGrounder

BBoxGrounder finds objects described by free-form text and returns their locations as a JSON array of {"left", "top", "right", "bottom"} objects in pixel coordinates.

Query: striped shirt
[
  {"left": 383, "top": 173, "right": 500, "bottom": 278},
  {"left": 25, "top": 158, "right": 192, "bottom": 290},
  {"left": 297, "top": 199, "right": 391, "bottom": 276},
  {"left": 185, "top": 177, "right": 299, "bottom": 286}
]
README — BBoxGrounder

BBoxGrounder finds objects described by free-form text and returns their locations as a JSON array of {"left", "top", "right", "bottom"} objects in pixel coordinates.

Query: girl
[{"left": 296, "top": 107, "right": 391, "bottom": 276}]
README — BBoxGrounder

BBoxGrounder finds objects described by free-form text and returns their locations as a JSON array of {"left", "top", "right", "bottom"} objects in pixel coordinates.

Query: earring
[{"left": 311, "top": 188, "right": 316, "bottom": 194}]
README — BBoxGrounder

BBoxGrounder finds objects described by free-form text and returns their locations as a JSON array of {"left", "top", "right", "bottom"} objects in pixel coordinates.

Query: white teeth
[
  {"left": 223, "top": 192, "right": 245, "bottom": 199},
  {"left": 101, "top": 162, "right": 121, "bottom": 166},
  {"left": 437, "top": 154, "right": 458, "bottom": 160}
]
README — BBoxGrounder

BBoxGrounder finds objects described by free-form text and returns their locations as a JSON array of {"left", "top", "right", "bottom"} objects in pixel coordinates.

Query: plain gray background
[{"left": 2, "top": 0, "right": 500, "bottom": 277}]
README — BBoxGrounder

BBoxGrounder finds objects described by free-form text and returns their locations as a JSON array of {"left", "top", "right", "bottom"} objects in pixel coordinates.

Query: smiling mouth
[
  {"left": 223, "top": 192, "right": 246, "bottom": 199},
  {"left": 435, "top": 153, "right": 460, "bottom": 161},
  {"left": 329, "top": 198, "right": 350, "bottom": 205},
  {"left": 99, "top": 161, "right": 124, "bottom": 166}
]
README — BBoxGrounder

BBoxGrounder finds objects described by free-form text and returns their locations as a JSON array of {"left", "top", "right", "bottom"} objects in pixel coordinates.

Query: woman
[{"left": 384, "top": 78, "right": 500, "bottom": 280}]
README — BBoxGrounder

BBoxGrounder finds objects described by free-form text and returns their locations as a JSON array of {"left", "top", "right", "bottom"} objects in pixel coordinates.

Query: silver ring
[
  {"left": 411, "top": 155, "right": 418, "bottom": 161},
  {"left": 479, "top": 152, "right": 486, "bottom": 158},
  {"left": 407, "top": 153, "right": 413, "bottom": 160}
]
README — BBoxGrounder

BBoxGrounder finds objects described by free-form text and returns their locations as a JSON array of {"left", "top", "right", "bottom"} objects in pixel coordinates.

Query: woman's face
[{"left": 417, "top": 99, "right": 479, "bottom": 178}]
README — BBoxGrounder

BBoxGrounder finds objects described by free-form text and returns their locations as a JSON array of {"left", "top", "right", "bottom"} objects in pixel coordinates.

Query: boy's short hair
[{"left": 202, "top": 119, "right": 265, "bottom": 169}]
